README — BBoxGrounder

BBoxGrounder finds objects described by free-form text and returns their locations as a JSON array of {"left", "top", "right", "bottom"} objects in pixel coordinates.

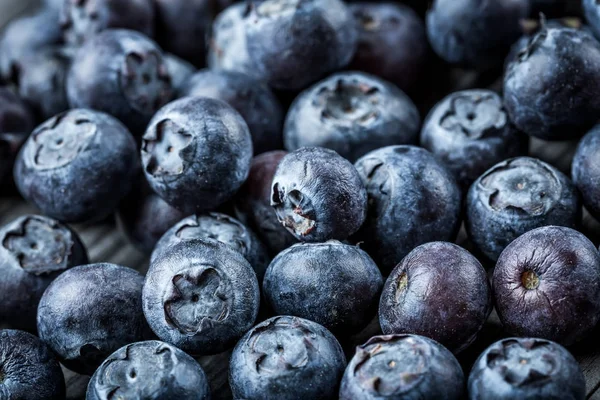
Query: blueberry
[
  {"left": 584, "top": 0, "right": 600, "bottom": 40},
  {"left": 0, "top": 329, "right": 65, "bottom": 400},
  {"left": 349, "top": 3, "right": 429, "bottom": 93},
  {"left": 151, "top": 212, "right": 270, "bottom": 282},
  {"left": 0, "top": 88, "right": 34, "bottom": 183},
  {"left": 271, "top": 147, "right": 367, "bottom": 242},
  {"left": 164, "top": 53, "right": 196, "bottom": 94},
  {"left": 379, "top": 242, "right": 491, "bottom": 353},
  {"left": 86, "top": 340, "right": 211, "bottom": 400},
  {"left": 284, "top": 71, "right": 421, "bottom": 162},
  {"left": 141, "top": 96, "right": 252, "bottom": 214},
  {"left": 155, "top": 0, "right": 233, "bottom": 67},
  {"left": 0, "top": 215, "right": 87, "bottom": 332},
  {"left": 466, "top": 157, "right": 581, "bottom": 262},
  {"left": 143, "top": 239, "right": 260, "bottom": 355},
  {"left": 504, "top": 25, "right": 600, "bottom": 140},
  {"left": 234, "top": 151, "right": 298, "bottom": 255},
  {"left": 426, "top": 0, "right": 530, "bottom": 68},
  {"left": 572, "top": 124, "right": 600, "bottom": 222},
  {"left": 421, "top": 89, "right": 528, "bottom": 190},
  {"left": 117, "top": 175, "right": 185, "bottom": 254},
  {"left": 67, "top": 29, "right": 173, "bottom": 135},
  {"left": 37, "top": 263, "right": 150, "bottom": 375},
  {"left": 340, "top": 334, "right": 464, "bottom": 400},
  {"left": 229, "top": 315, "right": 346, "bottom": 400},
  {"left": 264, "top": 241, "right": 383, "bottom": 333},
  {"left": 493, "top": 226, "right": 600, "bottom": 346},
  {"left": 243, "top": 0, "right": 357, "bottom": 90},
  {"left": 353, "top": 145, "right": 462, "bottom": 274},
  {"left": 60, "top": 0, "right": 154, "bottom": 47},
  {"left": 14, "top": 108, "right": 138, "bottom": 223},
  {"left": 207, "top": 3, "right": 258, "bottom": 79},
  {"left": 0, "top": 8, "right": 62, "bottom": 84},
  {"left": 468, "top": 337, "right": 585, "bottom": 400},
  {"left": 180, "top": 69, "right": 284, "bottom": 154}
]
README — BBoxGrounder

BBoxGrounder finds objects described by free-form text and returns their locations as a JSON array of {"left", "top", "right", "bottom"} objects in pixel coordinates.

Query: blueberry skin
[
  {"left": 353, "top": 145, "right": 461, "bottom": 274},
  {"left": 468, "top": 337, "right": 585, "bottom": 400},
  {"left": 0, "top": 88, "right": 34, "bottom": 183},
  {"left": 493, "top": 226, "right": 600, "bottom": 346},
  {"left": 349, "top": 3, "right": 429, "bottom": 93},
  {"left": 141, "top": 97, "right": 252, "bottom": 214},
  {"left": 421, "top": 90, "right": 528, "bottom": 190},
  {"left": 504, "top": 26, "right": 600, "bottom": 140},
  {"left": 243, "top": 0, "right": 358, "bottom": 90},
  {"left": 155, "top": 0, "right": 233, "bottom": 67},
  {"left": 143, "top": 239, "right": 260, "bottom": 355},
  {"left": 37, "top": 263, "right": 150, "bottom": 375},
  {"left": 86, "top": 340, "right": 211, "bottom": 400},
  {"left": 284, "top": 71, "right": 420, "bottom": 162},
  {"left": 426, "top": 0, "right": 529, "bottom": 69},
  {"left": 340, "top": 334, "right": 464, "bottom": 400},
  {"left": 60, "top": 0, "right": 155, "bottom": 47},
  {"left": 208, "top": 3, "right": 259, "bottom": 79},
  {"left": 181, "top": 69, "right": 284, "bottom": 154},
  {"left": 164, "top": 53, "right": 196, "bottom": 93},
  {"left": 0, "top": 8, "right": 62, "bottom": 84},
  {"left": 14, "top": 108, "right": 138, "bottom": 223},
  {"left": 379, "top": 242, "right": 491, "bottom": 354},
  {"left": 572, "top": 125, "right": 600, "bottom": 221},
  {"left": 466, "top": 157, "right": 581, "bottom": 262},
  {"left": 151, "top": 212, "right": 270, "bottom": 282},
  {"left": 271, "top": 147, "right": 367, "bottom": 242},
  {"left": 229, "top": 315, "right": 346, "bottom": 400},
  {"left": 0, "top": 215, "right": 87, "bottom": 332},
  {"left": 117, "top": 175, "right": 186, "bottom": 254},
  {"left": 0, "top": 329, "right": 65, "bottom": 400},
  {"left": 584, "top": 0, "right": 600, "bottom": 40},
  {"left": 234, "top": 151, "right": 298, "bottom": 255},
  {"left": 67, "top": 29, "right": 173, "bottom": 135},
  {"left": 263, "top": 241, "right": 383, "bottom": 333}
]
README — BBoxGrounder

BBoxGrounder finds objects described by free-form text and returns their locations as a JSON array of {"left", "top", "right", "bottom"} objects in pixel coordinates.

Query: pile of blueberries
[{"left": 2, "top": 0, "right": 600, "bottom": 399}]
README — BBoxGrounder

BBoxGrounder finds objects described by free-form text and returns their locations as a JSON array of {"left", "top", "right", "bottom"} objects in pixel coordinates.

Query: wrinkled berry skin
[
  {"left": 142, "top": 97, "right": 252, "bottom": 214},
  {"left": 493, "top": 226, "right": 600, "bottom": 346},
  {"left": 379, "top": 242, "right": 491, "bottom": 353},
  {"left": 271, "top": 147, "right": 367, "bottom": 242},
  {"left": 37, "top": 263, "right": 150, "bottom": 375},
  {"left": 229, "top": 316, "right": 346, "bottom": 400},
  {"left": 86, "top": 340, "right": 211, "bottom": 400},
  {"left": 0, "top": 9, "right": 62, "bottom": 84},
  {"left": 572, "top": 125, "right": 600, "bottom": 222},
  {"left": 263, "top": 241, "right": 383, "bottom": 333},
  {"left": 466, "top": 157, "right": 581, "bottom": 262},
  {"left": 164, "top": 53, "right": 196, "bottom": 93},
  {"left": 14, "top": 108, "right": 138, "bottom": 223},
  {"left": 353, "top": 146, "right": 461, "bottom": 274},
  {"left": 504, "top": 26, "right": 600, "bottom": 140},
  {"left": 181, "top": 69, "right": 283, "bottom": 154},
  {"left": 0, "top": 215, "right": 87, "bottom": 332},
  {"left": 340, "top": 334, "right": 464, "bottom": 400},
  {"left": 421, "top": 89, "right": 528, "bottom": 190},
  {"left": 243, "top": 0, "right": 357, "bottom": 90},
  {"left": 151, "top": 212, "right": 270, "bottom": 282},
  {"left": 284, "top": 71, "right": 420, "bottom": 162},
  {"left": 155, "top": 0, "right": 233, "bottom": 67},
  {"left": 60, "top": 0, "right": 154, "bottom": 47},
  {"left": 349, "top": 3, "right": 429, "bottom": 93},
  {"left": 235, "top": 151, "right": 298, "bottom": 255},
  {"left": 0, "top": 329, "right": 65, "bottom": 400},
  {"left": 584, "top": 0, "right": 600, "bottom": 40},
  {"left": 0, "top": 89, "right": 34, "bottom": 183},
  {"left": 426, "top": 0, "right": 529, "bottom": 69},
  {"left": 67, "top": 29, "right": 172, "bottom": 135},
  {"left": 468, "top": 337, "right": 585, "bottom": 400},
  {"left": 143, "top": 240, "right": 260, "bottom": 355},
  {"left": 117, "top": 176, "right": 185, "bottom": 254}
]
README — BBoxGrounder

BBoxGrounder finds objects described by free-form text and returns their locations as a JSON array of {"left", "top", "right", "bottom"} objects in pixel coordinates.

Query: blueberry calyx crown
[
  {"left": 142, "top": 119, "right": 192, "bottom": 177},
  {"left": 440, "top": 93, "right": 507, "bottom": 139}
]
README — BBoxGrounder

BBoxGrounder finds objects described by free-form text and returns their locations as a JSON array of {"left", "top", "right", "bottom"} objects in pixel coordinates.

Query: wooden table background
[{"left": 4, "top": 2, "right": 600, "bottom": 399}]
